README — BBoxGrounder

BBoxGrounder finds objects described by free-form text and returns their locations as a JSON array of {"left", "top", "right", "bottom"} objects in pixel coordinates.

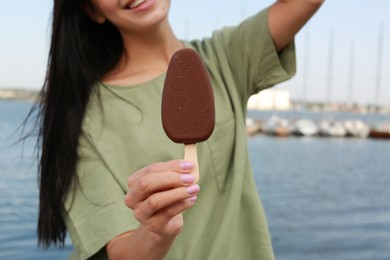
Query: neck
[{"left": 103, "top": 19, "right": 184, "bottom": 86}]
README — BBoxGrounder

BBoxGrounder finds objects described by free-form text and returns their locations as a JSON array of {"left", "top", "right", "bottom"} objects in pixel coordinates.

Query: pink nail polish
[
  {"left": 181, "top": 174, "right": 195, "bottom": 184},
  {"left": 188, "top": 196, "right": 197, "bottom": 203},
  {"left": 179, "top": 161, "right": 194, "bottom": 170},
  {"left": 186, "top": 184, "right": 200, "bottom": 195}
]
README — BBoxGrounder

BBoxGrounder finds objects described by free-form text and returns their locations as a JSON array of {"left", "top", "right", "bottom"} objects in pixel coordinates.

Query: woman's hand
[
  {"left": 106, "top": 160, "right": 199, "bottom": 260},
  {"left": 125, "top": 160, "right": 199, "bottom": 239}
]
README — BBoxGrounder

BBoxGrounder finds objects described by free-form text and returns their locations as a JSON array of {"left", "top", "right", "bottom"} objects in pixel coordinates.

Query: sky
[{"left": 0, "top": 0, "right": 389, "bottom": 106}]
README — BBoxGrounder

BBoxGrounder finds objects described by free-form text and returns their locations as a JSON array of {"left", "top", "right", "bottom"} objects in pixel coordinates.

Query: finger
[
  {"left": 157, "top": 196, "right": 198, "bottom": 222},
  {"left": 136, "top": 160, "right": 195, "bottom": 180},
  {"left": 143, "top": 160, "right": 195, "bottom": 175},
  {"left": 144, "top": 197, "right": 198, "bottom": 236},
  {"left": 125, "top": 172, "right": 195, "bottom": 208},
  {"left": 136, "top": 171, "right": 195, "bottom": 198},
  {"left": 134, "top": 184, "right": 200, "bottom": 221},
  {"left": 127, "top": 160, "right": 194, "bottom": 188}
]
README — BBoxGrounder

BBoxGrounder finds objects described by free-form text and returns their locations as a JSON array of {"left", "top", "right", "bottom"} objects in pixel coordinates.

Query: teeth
[{"left": 130, "top": 0, "right": 146, "bottom": 9}]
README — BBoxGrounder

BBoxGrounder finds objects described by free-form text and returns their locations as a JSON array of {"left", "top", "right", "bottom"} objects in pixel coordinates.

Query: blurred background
[
  {"left": 1, "top": 0, "right": 389, "bottom": 106},
  {"left": 1, "top": 1, "right": 389, "bottom": 259}
]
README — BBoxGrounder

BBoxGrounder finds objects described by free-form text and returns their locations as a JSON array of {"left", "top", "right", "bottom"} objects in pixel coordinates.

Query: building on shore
[
  {"left": 0, "top": 88, "right": 38, "bottom": 101},
  {"left": 0, "top": 89, "right": 17, "bottom": 99},
  {"left": 247, "top": 89, "right": 291, "bottom": 110}
]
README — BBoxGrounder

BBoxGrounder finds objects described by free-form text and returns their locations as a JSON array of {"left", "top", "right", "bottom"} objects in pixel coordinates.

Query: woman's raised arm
[{"left": 269, "top": 0, "right": 325, "bottom": 51}]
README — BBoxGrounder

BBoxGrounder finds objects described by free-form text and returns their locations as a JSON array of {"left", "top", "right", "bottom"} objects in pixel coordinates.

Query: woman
[{"left": 36, "top": 0, "right": 324, "bottom": 259}]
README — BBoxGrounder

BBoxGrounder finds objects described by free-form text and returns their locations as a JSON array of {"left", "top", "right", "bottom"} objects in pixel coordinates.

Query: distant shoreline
[
  {"left": 0, "top": 88, "right": 39, "bottom": 102},
  {"left": 1, "top": 87, "right": 389, "bottom": 115}
]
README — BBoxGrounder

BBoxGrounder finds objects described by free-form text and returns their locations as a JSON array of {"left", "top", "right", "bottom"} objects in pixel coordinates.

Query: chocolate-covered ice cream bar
[{"left": 162, "top": 48, "right": 215, "bottom": 182}]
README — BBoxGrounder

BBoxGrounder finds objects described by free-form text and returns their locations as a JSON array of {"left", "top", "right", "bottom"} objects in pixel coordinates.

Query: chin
[{"left": 137, "top": 5, "right": 170, "bottom": 31}]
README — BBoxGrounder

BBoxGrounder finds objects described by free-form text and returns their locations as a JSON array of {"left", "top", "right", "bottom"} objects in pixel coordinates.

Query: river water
[{"left": 1, "top": 100, "right": 390, "bottom": 259}]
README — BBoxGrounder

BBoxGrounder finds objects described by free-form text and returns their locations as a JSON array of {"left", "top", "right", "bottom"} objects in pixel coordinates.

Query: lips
[{"left": 126, "top": 0, "right": 147, "bottom": 9}]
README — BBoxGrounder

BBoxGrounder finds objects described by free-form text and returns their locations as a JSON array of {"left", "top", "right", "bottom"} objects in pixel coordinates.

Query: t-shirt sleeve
[
  {"left": 195, "top": 7, "right": 296, "bottom": 104},
  {"left": 64, "top": 132, "right": 139, "bottom": 260}
]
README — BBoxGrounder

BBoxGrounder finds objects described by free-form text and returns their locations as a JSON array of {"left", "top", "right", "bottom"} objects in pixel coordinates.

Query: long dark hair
[{"left": 34, "top": 0, "right": 122, "bottom": 248}]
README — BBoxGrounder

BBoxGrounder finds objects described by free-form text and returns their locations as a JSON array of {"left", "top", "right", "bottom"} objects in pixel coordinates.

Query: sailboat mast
[
  {"left": 348, "top": 41, "right": 355, "bottom": 107},
  {"left": 184, "top": 19, "right": 190, "bottom": 40},
  {"left": 374, "top": 22, "right": 385, "bottom": 110},
  {"left": 326, "top": 27, "right": 334, "bottom": 109},
  {"left": 302, "top": 27, "right": 310, "bottom": 110}
]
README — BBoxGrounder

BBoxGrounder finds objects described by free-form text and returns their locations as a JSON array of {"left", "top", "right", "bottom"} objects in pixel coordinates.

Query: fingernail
[
  {"left": 188, "top": 196, "right": 197, "bottom": 203},
  {"left": 181, "top": 174, "right": 195, "bottom": 184},
  {"left": 186, "top": 184, "right": 200, "bottom": 195},
  {"left": 179, "top": 161, "right": 194, "bottom": 170}
]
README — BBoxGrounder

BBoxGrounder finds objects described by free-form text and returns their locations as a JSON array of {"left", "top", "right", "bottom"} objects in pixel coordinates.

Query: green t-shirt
[{"left": 64, "top": 7, "right": 296, "bottom": 260}]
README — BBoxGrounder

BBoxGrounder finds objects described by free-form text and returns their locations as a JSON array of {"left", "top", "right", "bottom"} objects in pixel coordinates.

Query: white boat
[
  {"left": 344, "top": 119, "right": 370, "bottom": 138},
  {"left": 246, "top": 118, "right": 263, "bottom": 136},
  {"left": 263, "top": 115, "right": 292, "bottom": 137},
  {"left": 292, "top": 119, "right": 319, "bottom": 137},
  {"left": 318, "top": 120, "right": 347, "bottom": 137}
]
